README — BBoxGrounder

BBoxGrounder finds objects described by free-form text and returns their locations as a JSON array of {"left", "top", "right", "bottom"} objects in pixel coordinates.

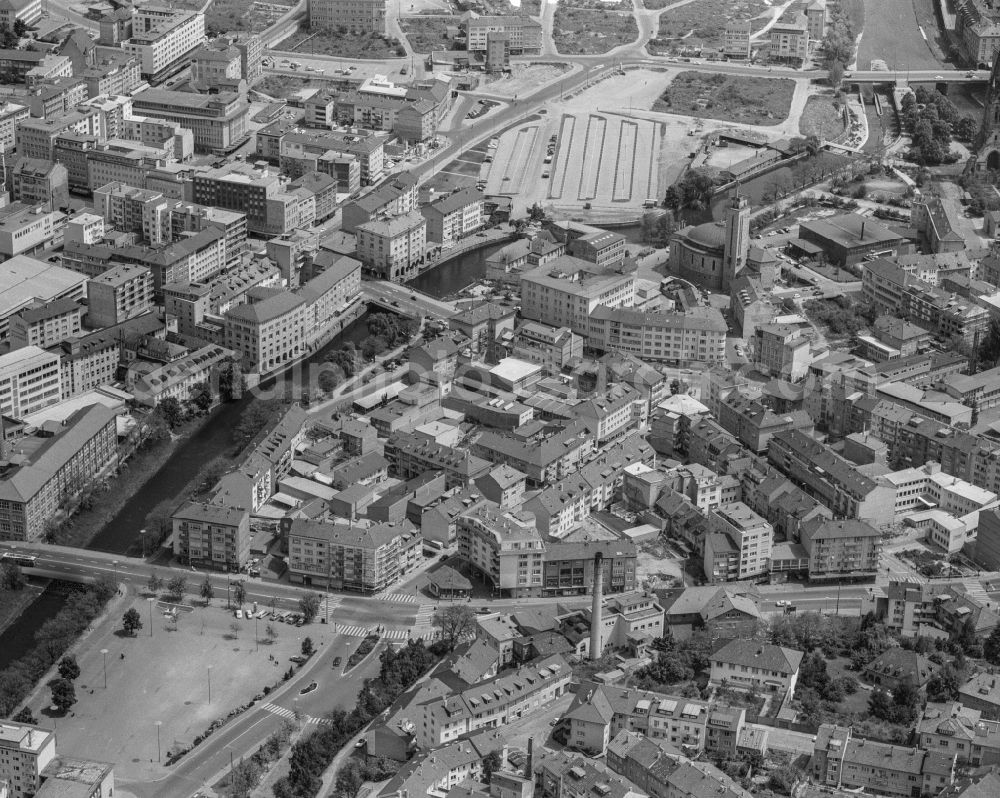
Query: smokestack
[
  {"left": 861, "top": 220, "right": 866, "bottom": 240},
  {"left": 0, "top": 415, "right": 9, "bottom": 462},
  {"left": 589, "top": 552, "right": 604, "bottom": 661},
  {"left": 526, "top": 737, "right": 534, "bottom": 777}
]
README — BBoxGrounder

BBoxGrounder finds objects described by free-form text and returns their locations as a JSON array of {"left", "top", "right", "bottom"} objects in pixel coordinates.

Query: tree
[
  {"left": 334, "top": 760, "right": 364, "bottom": 798},
  {"left": 12, "top": 706, "right": 36, "bottom": 724},
  {"left": 985, "top": 625, "right": 1000, "bottom": 665},
  {"left": 50, "top": 678, "right": 76, "bottom": 713},
  {"left": 265, "top": 624, "right": 278, "bottom": 643},
  {"left": 828, "top": 60, "right": 844, "bottom": 88},
  {"left": 361, "top": 335, "right": 387, "bottom": 361},
  {"left": 299, "top": 593, "right": 321, "bottom": 623},
  {"left": 233, "top": 580, "right": 247, "bottom": 607},
  {"left": 122, "top": 608, "right": 142, "bottom": 636},
  {"left": 229, "top": 621, "right": 240, "bottom": 639},
  {"left": 233, "top": 401, "right": 276, "bottom": 451},
  {"left": 0, "top": 561, "right": 25, "bottom": 591},
  {"left": 482, "top": 750, "right": 502, "bottom": 784},
  {"left": 432, "top": 605, "right": 477, "bottom": 651},
  {"left": 159, "top": 397, "right": 185, "bottom": 428},
  {"left": 200, "top": 576, "right": 214, "bottom": 605},
  {"left": 13, "top": 18, "right": 27, "bottom": 36},
  {"left": 302, "top": 637, "right": 314, "bottom": 656},
  {"left": 218, "top": 358, "right": 244, "bottom": 401},
  {"left": 318, "top": 369, "right": 338, "bottom": 394},
  {"left": 167, "top": 576, "right": 187, "bottom": 600},
  {"left": 57, "top": 655, "right": 80, "bottom": 682},
  {"left": 189, "top": 381, "right": 213, "bottom": 412},
  {"left": 146, "top": 571, "right": 163, "bottom": 594},
  {"left": 927, "top": 663, "right": 961, "bottom": 702}
]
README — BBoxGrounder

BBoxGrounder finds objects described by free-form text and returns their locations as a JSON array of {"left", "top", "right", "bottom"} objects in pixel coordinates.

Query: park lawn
[
  {"left": 657, "top": 0, "right": 772, "bottom": 47},
  {"left": 553, "top": 7, "right": 638, "bottom": 54},
  {"left": 277, "top": 28, "right": 406, "bottom": 58},
  {"left": 654, "top": 72, "right": 795, "bottom": 126},
  {"left": 799, "top": 95, "right": 847, "bottom": 140},
  {"left": 400, "top": 15, "right": 461, "bottom": 53}
]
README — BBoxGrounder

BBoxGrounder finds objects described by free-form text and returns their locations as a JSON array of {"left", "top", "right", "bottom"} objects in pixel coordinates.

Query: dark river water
[{"left": 0, "top": 245, "right": 497, "bottom": 671}]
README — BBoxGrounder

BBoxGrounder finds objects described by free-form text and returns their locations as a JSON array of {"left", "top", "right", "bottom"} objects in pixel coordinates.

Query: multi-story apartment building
[
  {"left": 520, "top": 257, "right": 634, "bottom": 338},
  {"left": 0, "top": 204, "right": 64, "bottom": 258},
  {"left": 705, "top": 502, "right": 773, "bottom": 584},
  {"left": 127, "top": 343, "right": 236, "bottom": 408},
  {"left": 309, "top": 0, "right": 386, "bottom": 32},
  {"left": 587, "top": 306, "right": 727, "bottom": 367},
  {"left": 812, "top": 725, "right": 956, "bottom": 797},
  {"left": 724, "top": 19, "right": 752, "bottom": 58},
  {"left": 956, "top": 0, "right": 1000, "bottom": 67},
  {"left": 510, "top": 321, "right": 582, "bottom": 374},
  {"left": 566, "top": 684, "right": 715, "bottom": 756},
  {"left": 355, "top": 211, "right": 427, "bottom": 281},
  {"left": 0, "top": 720, "right": 55, "bottom": 798},
  {"left": 8, "top": 299, "right": 82, "bottom": 351},
  {"left": 10, "top": 158, "right": 69, "bottom": 211},
  {"left": 752, "top": 323, "right": 812, "bottom": 382},
  {"left": 189, "top": 43, "right": 241, "bottom": 85},
  {"left": 768, "top": 14, "right": 809, "bottom": 62},
  {"left": 286, "top": 517, "right": 421, "bottom": 592},
  {"left": 456, "top": 503, "right": 545, "bottom": 597},
  {"left": 0, "top": 100, "right": 28, "bottom": 152},
  {"left": 799, "top": 517, "right": 882, "bottom": 582},
  {"left": 86, "top": 264, "right": 154, "bottom": 329},
  {"left": 0, "top": 0, "right": 41, "bottom": 32},
  {"left": 191, "top": 164, "right": 314, "bottom": 237},
  {"left": 767, "top": 429, "right": 896, "bottom": 527},
  {"left": 0, "top": 404, "right": 118, "bottom": 541},
  {"left": 129, "top": 89, "right": 249, "bottom": 154},
  {"left": 0, "top": 346, "right": 61, "bottom": 418},
  {"left": 717, "top": 392, "right": 813, "bottom": 455},
  {"left": 81, "top": 51, "right": 142, "bottom": 97},
  {"left": 417, "top": 654, "right": 570, "bottom": 747},
  {"left": 471, "top": 420, "right": 595, "bottom": 487},
  {"left": 384, "top": 430, "right": 492, "bottom": 489},
  {"left": 708, "top": 639, "right": 802, "bottom": 694},
  {"left": 224, "top": 292, "right": 306, "bottom": 375},
  {"left": 916, "top": 701, "right": 1000, "bottom": 766},
  {"left": 276, "top": 128, "right": 385, "bottom": 186},
  {"left": 122, "top": 6, "right": 205, "bottom": 79},
  {"left": 466, "top": 15, "right": 543, "bottom": 53},
  {"left": 420, "top": 187, "right": 484, "bottom": 246},
  {"left": 567, "top": 230, "right": 627, "bottom": 268},
  {"left": 171, "top": 501, "right": 251, "bottom": 570}
]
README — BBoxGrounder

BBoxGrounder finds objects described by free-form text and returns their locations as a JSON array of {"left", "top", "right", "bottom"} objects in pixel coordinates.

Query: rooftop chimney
[{"left": 590, "top": 552, "right": 604, "bottom": 661}]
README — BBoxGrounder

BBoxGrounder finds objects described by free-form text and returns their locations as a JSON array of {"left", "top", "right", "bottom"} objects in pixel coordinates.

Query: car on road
[
  {"left": 332, "top": 656, "right": 342, "bottom": 667},
  {"left": 775, "top": 600, "right": 789, "bottom": 607},
  {"left": 299, "top": 682, "right": 318, "bottom": 695},
  {"left": 290, "top": 655, "right": 306, "bottom": 664},
  {"left": 391, "top": 300, "right": 400, "bottom": 307}
]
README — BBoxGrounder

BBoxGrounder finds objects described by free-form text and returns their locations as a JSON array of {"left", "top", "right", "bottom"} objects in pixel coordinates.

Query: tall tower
[
  {"left": 722, "top": 191, "right": 750, "bottom": 291},
  {"left": 975, "top": 58, "right": 1000, "bottom": 171},
  {"left": 589, "top": 552, "right": 604, "bottom": 661}
]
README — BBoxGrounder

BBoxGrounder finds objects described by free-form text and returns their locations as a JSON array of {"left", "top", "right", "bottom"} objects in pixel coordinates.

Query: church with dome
[{"left": 669, "top": 193, "right": 775, "bottom": 291}]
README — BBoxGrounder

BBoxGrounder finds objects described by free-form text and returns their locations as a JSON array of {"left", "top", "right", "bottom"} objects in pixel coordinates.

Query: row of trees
[
  {"left": 274, "top": 639, "right": 437, "bottom": 798},
  {"left": 901, "top": 87, "right": 974, "bottom": 166},
  {"left": 819, "top": 0, "right": 861, "bottom": 86},
  {"left": 0, "top": 578, "right": 117, "bottom": 717}
]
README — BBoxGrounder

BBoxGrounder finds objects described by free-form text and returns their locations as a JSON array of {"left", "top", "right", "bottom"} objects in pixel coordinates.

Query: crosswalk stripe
[
  {"left": 262, "top": 703, "right": 296, "bottom": 719},
  {"left": 372, "top": 592, "right": 419, "bottom": 603}
]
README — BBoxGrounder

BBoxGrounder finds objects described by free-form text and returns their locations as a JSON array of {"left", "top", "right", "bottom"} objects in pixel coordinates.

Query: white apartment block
[
  {"left": 309, "top": 0, "right": 386, "bottom": 33},
  {"left": 225, "top": 292, "right": 307, "bottom": 375},
  {"left": 0, "top": 0, "right": 41, "bottom": 33},
  {"left": 466, "top": 15, "right": 543, "bottom": 53},
  {"left": 769, "top": 16, "right": 809, "bottom": 62},
  {"left": 587, "top": 306, "right": 728, "bottom": 366},
  {"left": 882, "top": 462, "right": 999, "bottom": 517},
  {"left": 124, "top": 7, "right": 206, "bottom": 77},
  {"left": 421, "top": 188, "right": 484, "bottom": 247},
  {"left": 519, "top": 258, "right": 635, "bottom": 337},
  {"left": 0, "top": 102, "right": 28, "bottom": 153},
  {"left": 0, "top": 721, "right": 55, "bottom": 798},
  {"left": 709, "top": 502, "right": 774, "bottom": 581},
  {"left": 355, "top": 210, "right": 426, "bottom": 282},
  {"left": 0, "top": 346, "right": 61, "bottom": 419}
]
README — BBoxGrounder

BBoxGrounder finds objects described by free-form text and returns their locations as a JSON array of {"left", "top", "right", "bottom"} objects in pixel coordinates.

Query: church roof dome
[{"left": 684, "top": 221, "right": 727, "bottom": 250}]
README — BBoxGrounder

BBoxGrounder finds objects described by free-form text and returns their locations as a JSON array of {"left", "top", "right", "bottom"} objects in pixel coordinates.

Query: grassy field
[
  {"left": 553, "top": 7, "right": 638, "bottom": 54},
  {"left": 654, "top": 72, "right": 795, "bottom": 125},
  {"left": 400, "top": 15, "right": 461, "bottom": 53},
  {"left": 656, "top": 0, "right": 772, "bottom": 47},
  {"left": 800, "top": 95, "right": 847, "bottom": 140},
  {"left": 856, "top": 0, "right": 940, "bottom": 71},
  {"left": 277, "top": 27, "right": 405, "bottom": 58},
  {"left": 257, "top": 75, "right": 323, "bottom": 99}
]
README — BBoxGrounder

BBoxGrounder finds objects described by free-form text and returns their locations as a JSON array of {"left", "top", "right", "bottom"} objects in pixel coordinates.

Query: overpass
[{"left": 847, "top": 68, "right": 991, "bottom": 85}]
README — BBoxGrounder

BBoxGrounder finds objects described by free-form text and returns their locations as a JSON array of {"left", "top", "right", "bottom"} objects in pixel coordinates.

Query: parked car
[{"left": 333, "top": 656, "right": 342, "bottom": 667}]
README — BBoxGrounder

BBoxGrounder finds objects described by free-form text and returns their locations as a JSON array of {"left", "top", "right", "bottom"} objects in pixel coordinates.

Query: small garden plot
[
  {"left": 653, "top": 72, "right": 795, "bottom": 126},
  {"left": 553, "top": 6, "right": 639, "bottom": 54}
]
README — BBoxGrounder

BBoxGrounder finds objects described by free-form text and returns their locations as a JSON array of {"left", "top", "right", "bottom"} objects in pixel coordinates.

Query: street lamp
[
  {"left": 147, "top": 597, "right": 155, "bottom": 637},
  {"left": 100, "top": 649, "right": 108, "bottom": 689},
  {"left": 112, "top": 560, "right": 118, "bottom": 586},
  {"left": 140, "top": 528, "right": 147, "bottom": 559},
  {"left": 154, "top": 721, "right": 162, "bottom": 763},
  {"left": 255, "top": 615, "right": 259, "bottom": 653},
  {"left": 207, "top": 665, "right": 212, "bottom": 704}
]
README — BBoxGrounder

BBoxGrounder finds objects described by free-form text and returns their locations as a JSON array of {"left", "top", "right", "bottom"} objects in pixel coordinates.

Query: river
[{"left": 0, "top": 247, "right": 493, "bottom": 673}]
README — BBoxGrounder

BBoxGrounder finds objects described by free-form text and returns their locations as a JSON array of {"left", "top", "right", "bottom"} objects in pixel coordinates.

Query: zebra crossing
[
  {"left": 372, "top": 591, "right": 420, "bottom": 604},
  {"left": 334, "top": 623, "right": 416, "bottom": 641},
  {"left": 261, "top": 703, "right": 297, "bottom": 720},
  {"left": 335, "top": 624, "right": 372, "bottom": 638},
  {"left": 413, "top": 604, "right": 435, "bottom": 629},
  {"left": 262, "top": 703, "right": 333, "bottom": 726}
]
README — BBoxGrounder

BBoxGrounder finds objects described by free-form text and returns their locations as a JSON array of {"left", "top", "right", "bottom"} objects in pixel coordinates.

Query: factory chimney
[
  {"left": 526, "top": 737, "right": 534, "bottom": 777},
  {"left": 589, "top": 552, "right": 604, "bottom": 661}
]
